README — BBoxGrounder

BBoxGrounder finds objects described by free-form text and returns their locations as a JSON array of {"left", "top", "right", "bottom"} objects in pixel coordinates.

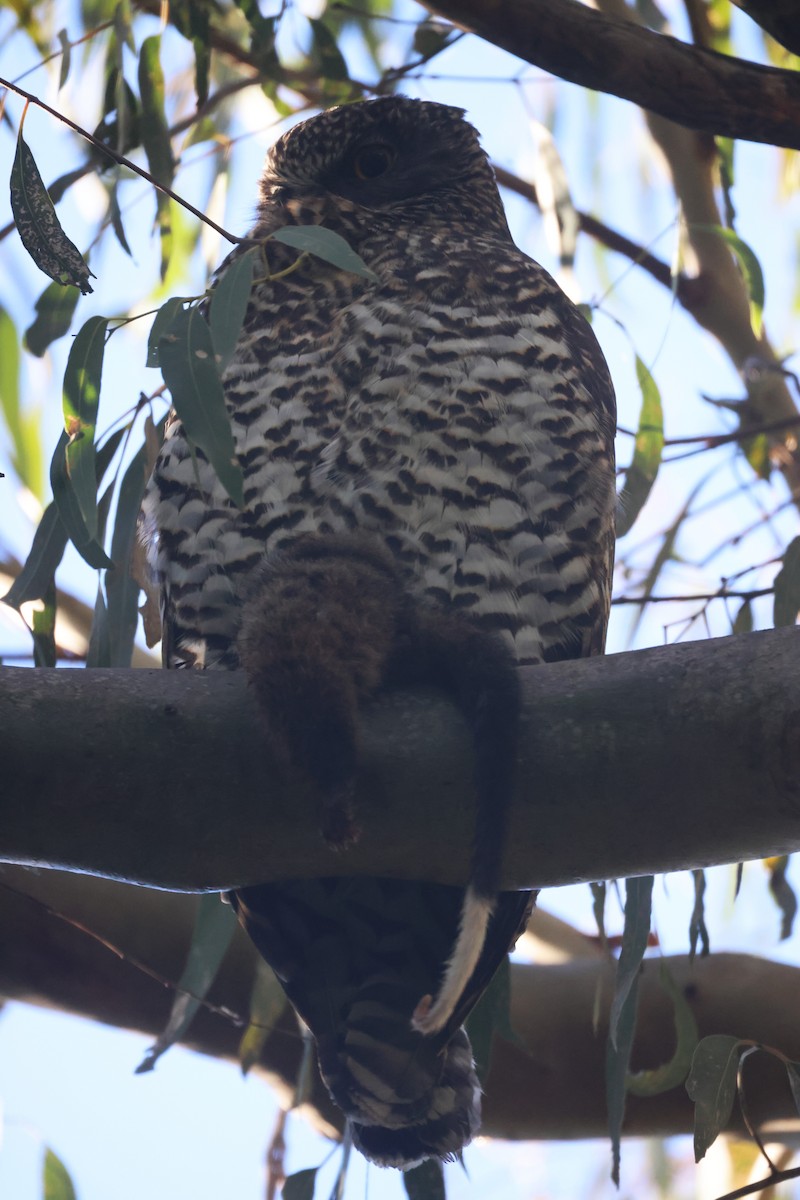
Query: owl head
[{"left": 259, "top": 97, "right": 505, "bottom": 223}]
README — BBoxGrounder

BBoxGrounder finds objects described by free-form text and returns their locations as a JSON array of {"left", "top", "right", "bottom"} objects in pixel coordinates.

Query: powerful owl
[{"left": 141, "top": 97, "right": 616, "bottom": 1168}]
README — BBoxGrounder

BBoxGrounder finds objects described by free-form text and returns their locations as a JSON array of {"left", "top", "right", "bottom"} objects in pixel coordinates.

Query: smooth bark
[
  {"left": 1, "top": 628, "right": 799, "bottom": 890},
  {"left": 1, "top": 866, "right": 799, "bottom": 1142}
]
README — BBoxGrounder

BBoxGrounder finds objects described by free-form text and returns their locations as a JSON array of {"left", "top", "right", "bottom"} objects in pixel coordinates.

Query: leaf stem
[{"left": 0, "top": 75, "right": 243, "bottom": 245}]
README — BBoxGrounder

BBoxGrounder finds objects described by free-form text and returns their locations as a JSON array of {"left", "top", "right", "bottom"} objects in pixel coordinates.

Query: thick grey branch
[
  {"left": 2, "top": 867, "right": 799, "bottom": 1142},
  {"left": 1, "top": 628, "right": 799, "bottom": 891},
  {"left": 423, "top": 0, "right": 800, "bottom": 149}
]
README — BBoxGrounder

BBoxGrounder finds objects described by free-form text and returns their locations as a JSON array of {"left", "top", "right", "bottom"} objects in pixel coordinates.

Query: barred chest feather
[{"left": 142, "top": 226, "right": 615, "bottom": 671}]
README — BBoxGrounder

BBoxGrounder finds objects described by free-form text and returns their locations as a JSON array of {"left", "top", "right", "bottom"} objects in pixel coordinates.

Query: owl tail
[{"left": 318, "top": 984, "right": 481, "bottom": 1168}]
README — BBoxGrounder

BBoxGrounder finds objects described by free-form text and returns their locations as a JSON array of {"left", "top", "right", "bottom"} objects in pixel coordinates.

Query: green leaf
[
  {"left": 693, "top": 224, "right": 765, "bottom": 337},
  {"left": 0, "top": 304, "right": 44, "bottom": 497},
  {"left": 271, "top": 226, "right": 379, "bottom": 283},
  {"left": 32, "top": 582, "right": 57, "bottom": 667},
  {"left": 50, "top": 432, "right": 113, "bottom": 570},
  {"left": 465, "top": 956, "right": 520, "bottom": 1084},
  {"left": 238, "top": 958, "right": 288, "bottom": 1075},
  {"left": 773, "top": 536, "right": 800, "bottom": 627},
  {"left": 210, "top": 248, "right": 257, "bottom": 374},
  {"left": 62, "top": 316, "right": 109, "bottom": 541},
  {"left": 732, "top": 598, "right": 753, "bottom": 635},
  {"left": 609, "top": 876, "right": 653, "bottom": 1048},
  {"left": 139, "top": 34, "right": 176, "bottom": 265},
  {"left": 606, "top": 956, "right": 640, "bottom": 1186},
  {"left": 616, "top": 356, "right": 664, "bottom": 538},
  {"left": 686, "top": 1035, "right": 743, "bottom": 1161},
  {"left": 627, "top": 960, "right": 699, "bottom": 1096},
  {"left": 147, "top": 297, "right": 188, "bottom": 368},
  {"left": 107, "top": 182, "right": 132, "bottom": 257},
  {"left": 282, "top": 1168, "right": 318, "bottom": 1200},
  {"left": 404, "top": 1158, "right": 446, "bottom": 1199},
  {"left": 43, "top": 1146, "right": 77, "bottom": 1200},
  {"left": 137, "top": 895, "right": 237, "bottom": 1073},
  {"left": 104, "top": 439, "right": 151, "bottom": 666},
  {"left": 86, "top": 582, "right": 111, "bottom": 667},
  {"left": 171, "top": 0, "right": 210, "bottom": 105},
  {"left": 158, "top": 304, "right": 244, "bottom": 506},
  {"left": 765, "top": 855, "right": 798, "bottom": 940},
  {"left": 57, "top": 29, "right": 72, "bottom": 90},
  {"left": 786, "top": 1061, "right": 800, "bottom": 1114},
  {"left": 689, "top": 869, "right": 710, "bottom": 961},
  {"left": 10, "top": 132, "right": 94, "bottom": 294},
  {"left": 24, "top": 281, "right": 80, "bottom": 357},
  {"left": 308, "top": 17, "right": 350, "bottom": 82},
  {"left": 605, "top": 875, "right": 653, "bottom": 1184},
  {"left": 2, "top": 503, "right": 68, "bottom": 609}
]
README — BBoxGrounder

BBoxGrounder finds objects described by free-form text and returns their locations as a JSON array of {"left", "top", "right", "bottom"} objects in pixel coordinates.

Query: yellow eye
[{"left": 352, "top": 144, "right": 395, "bottom": 181}]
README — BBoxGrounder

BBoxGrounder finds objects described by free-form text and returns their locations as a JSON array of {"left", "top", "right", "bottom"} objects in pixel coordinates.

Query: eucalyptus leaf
[
  {"left": 271, "top": 225, "right": 378, "bottom": 283},
  {"left": 137, "top": 895, "right": 237, "bottom": 1072},
  {"left": 11, "top": 133, "right": 93, "bottom": 294},
  {"left": 158, "top": 304, "right": 244, "bottom": 505}
]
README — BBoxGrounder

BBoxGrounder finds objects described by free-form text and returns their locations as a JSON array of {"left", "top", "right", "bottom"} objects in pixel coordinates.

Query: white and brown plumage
[{"left": 141, "top": 97, "right": 616, "bottom": 1168}]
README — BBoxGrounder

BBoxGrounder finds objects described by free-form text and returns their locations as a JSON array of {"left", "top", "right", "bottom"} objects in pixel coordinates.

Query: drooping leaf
[
  {"left": 282, "top": 1168, "right": 318, "bottom": 1200},
  {"left": 404, "top": 1158, "right": 446, "bottom": 1199},
  {"left": 24, "top": 281, "right": 80, "bottom": 357},
  {"left": 158, "top": 304, "right": 244, "bottom": 506},
  {"left": 137, "top": 895, "right": 237, "bottom": 1072},
  {"left": 32, "top": 582, "right": 57, "bottom": 667},
  {"left": 627, "top": 960, "right": 699, "bottom": 1096},
  {"left": 238, "top": 958, "right": 288, "bottom": 1075},
  {"left": 606, "top": 956, "right": 640, "bottom": 1186},
  {"left": 138, "top": 34, "right": 176, "bottom": 264},
  {"left": 2, "top": 503, "right": 68, "bottom": 610},
  {"left": 0, "top": 305, "right": 43, "bottom": 497},
  {"left": 107, "top": 182, "right": 132, "bottom": 257},
  {"left": 773, "top": 536, "right": 800, "bottom": 627},
  {"left": 43, "top": 1146, "right": 77, "bottom": 1200},
  {"left": 616, "top": 356, "right": 664, "bottom": 538},
  {"left": 57, "top": 29, "right": 72, "bottom": 90},
  {"left": 786, "top": 1061, "right": 800, "bottom": 1114},
  {"left": 465, "top": 955, "right": 520, "bottom": 1084},
  {"left": 693, "top": 224, "right": 765, "bottom": 337},
  {"left": 764, "top": 855, "right": 798, "bottom": 940},
  {"left": 686, "top": 1035, "right": 743, "bottom": 1161},
  {"left": 170, "top": 0, "right": 211, "bottom": 105},
  {"left": 605, "top": 875, "right": 653, "bottom": 1184},
  {"left": 210, "top": 248, "right": 258, "bottom": 374},
  {"left": 86, "top": 582, "right": 111, "bottom": 667},
  {"left": 271, "top": 226, "right": 379, "bottom": 283},
  {"left": 689, "top": 869, "right": 710, "bottom": 961},
  {"left": 10, "top": 132, "right": 94, "bottom": 294},
  {"left": 732, "top": 598, "right": 753, "bottom": 635},
  {"left": 147, "top": 296, "right": 189, "bottom": 368},
  {"left": 590, "top": 880, "right": 608, "bottom": 950},
  {"left": 62, "top": 316, "right": 109, "bottom": 541},
  {"left": 609, "top": 876, "right": 653, "bottom": 1048},
  {"left": 49, "top": 432, "right": 113, "bottom": 570},
  {"left": 104, "top": 440, "right": 150, "bottom": 667},
  {"left": 308, "top": 17, "right": 351, "bottom": 86}
]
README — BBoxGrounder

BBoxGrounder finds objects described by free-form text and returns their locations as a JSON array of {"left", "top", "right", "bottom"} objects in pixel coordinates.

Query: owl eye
[{"left": 351, "top": 144, "right": 395, "bottom": 181}]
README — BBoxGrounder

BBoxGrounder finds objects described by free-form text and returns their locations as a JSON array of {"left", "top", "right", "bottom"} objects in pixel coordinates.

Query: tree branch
[
  {"left": 1, "top": 628, "right": 799, "bottom": 891},
  {"left": 422, "top": 0, "right": 800, "bottom": 149},
  {"left": 2, "top": 866, "right": 800, "bottom": 1143}
]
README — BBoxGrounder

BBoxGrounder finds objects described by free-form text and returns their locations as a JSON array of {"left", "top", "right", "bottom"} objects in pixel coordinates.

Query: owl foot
[{"left": 321, "top": 783, "right": 361, "bottom": 850}]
